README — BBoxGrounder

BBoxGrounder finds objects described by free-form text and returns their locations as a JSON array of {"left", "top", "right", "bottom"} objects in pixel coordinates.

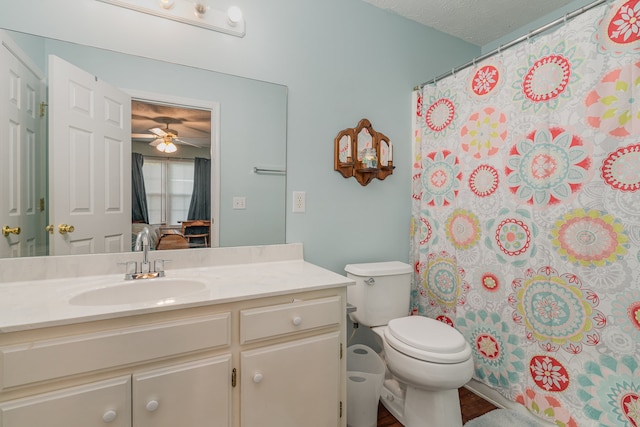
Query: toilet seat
[{"left": 384, "top": 316, "right": 471, "bottom": 364}]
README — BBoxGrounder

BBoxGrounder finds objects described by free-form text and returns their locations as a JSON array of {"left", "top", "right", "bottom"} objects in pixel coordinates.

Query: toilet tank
[{"left": 345, "top": 261, "right": 413, "bottom": 327}]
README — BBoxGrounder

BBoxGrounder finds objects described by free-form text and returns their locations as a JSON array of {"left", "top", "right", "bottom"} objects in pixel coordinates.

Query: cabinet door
[
  {"left": 241, "top": 332, "right": 341, "bottom": 427},
  {"left": 133, "top": 355, "right": 232, "bottom": 427},
  {"left": 0, "top": 376, "right": 131, "bottom": 427}
]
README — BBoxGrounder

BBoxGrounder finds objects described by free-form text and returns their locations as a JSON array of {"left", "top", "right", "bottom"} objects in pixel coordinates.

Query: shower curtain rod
[{"left": 414, "top": 0, "right": 610, "bottom": 90}]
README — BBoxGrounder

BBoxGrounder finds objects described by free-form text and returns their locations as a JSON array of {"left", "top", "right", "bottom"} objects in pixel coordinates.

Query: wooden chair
[
  {"left": 156, "top": 233, "right": 190, "bottom": 250},
  {"left": 181, "top": 220, "right": 211, "bottom": 248}
]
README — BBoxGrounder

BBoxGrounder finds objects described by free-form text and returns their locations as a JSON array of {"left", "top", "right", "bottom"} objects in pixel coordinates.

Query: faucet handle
[
  {"left": 118, "top": 261, "right": 138, "bottom": 277},
  {"left": 154, "top": 259, "right": 170, "bottom": 276}
]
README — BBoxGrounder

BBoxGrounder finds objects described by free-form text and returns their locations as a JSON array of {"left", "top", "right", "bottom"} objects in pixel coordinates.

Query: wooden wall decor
[{"left": 334, "top": 119, "right": 394, "bottom": 186}]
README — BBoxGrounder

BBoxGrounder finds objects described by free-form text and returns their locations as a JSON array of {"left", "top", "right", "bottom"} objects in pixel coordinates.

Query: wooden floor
[{"left": 376, "top": 387, "right": 498, "bottom": 426}]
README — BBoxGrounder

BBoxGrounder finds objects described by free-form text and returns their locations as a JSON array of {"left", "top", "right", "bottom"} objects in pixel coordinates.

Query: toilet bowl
[
  {"left": 373, "top": 318, "right": 474, "bottom": 426},
  {"left": 345, "top": 262, "right": 474, "bottom": 427}
]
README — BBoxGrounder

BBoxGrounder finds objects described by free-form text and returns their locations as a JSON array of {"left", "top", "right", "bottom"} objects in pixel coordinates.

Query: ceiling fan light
[
  {"left": 165, "top": 142, "right": 178, "bottom": 153},
  {"left": 156, "top": 142, "right": 168, "bottom": 152}
]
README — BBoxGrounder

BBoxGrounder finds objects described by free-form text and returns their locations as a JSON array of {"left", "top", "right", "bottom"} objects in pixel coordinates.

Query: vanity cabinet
[
  {"left": 241, "top": 332, "right": 340, "bottom": 427},
  {"left": 0, "top": 376, "right": 131, "bottom": 427},
  {"left": 132, "top": 356, "right": 232, "bottom": 427},
  {"left": 239, "top": 296, "right": 342, "bottom": 427},
  {"left": 0, "top": 356, "right": 231, "bottom": 427},
  {"left": 0, "top": 288, "right": 346, "bottom": 427}
]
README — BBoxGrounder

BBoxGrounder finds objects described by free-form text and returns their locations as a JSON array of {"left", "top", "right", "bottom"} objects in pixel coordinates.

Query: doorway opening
[{"left": 129, "top": 91, "right": 220, "bottom": 249}]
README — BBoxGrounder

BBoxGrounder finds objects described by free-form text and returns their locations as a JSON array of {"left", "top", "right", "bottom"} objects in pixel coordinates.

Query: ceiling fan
[
  {"left": 134, "top": 123, "right": 203, "bottom": 153},
  {"left": 130, "top": 100, "right": 212, "bottom": 152}
]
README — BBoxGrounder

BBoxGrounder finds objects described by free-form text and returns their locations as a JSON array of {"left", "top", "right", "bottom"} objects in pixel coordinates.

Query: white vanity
[{"left": 0, "top": 244, "right": 352, "bottom": 427}]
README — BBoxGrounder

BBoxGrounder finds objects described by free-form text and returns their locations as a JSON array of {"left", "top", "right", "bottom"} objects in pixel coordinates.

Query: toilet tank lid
[{"left": 345, "top": 261, "right": 413, "bottom": 276}]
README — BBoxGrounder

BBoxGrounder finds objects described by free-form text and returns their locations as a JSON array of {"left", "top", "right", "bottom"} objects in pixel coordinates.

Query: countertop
[{"left": 0, "top": 259, "right": 354, "bottom": 333}]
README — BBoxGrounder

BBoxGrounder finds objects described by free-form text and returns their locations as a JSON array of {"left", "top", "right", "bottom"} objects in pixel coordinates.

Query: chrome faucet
[
  {"left": 134, "top": 227, "right": 151, "bottom": 272},
  {"left": 124, "top": 229, "right": 166, "bottom": 280}
]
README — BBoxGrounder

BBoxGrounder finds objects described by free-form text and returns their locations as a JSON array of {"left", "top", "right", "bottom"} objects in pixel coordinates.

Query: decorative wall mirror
[{"left": 334, "top": 118, "right": 394, "bottom": 186}]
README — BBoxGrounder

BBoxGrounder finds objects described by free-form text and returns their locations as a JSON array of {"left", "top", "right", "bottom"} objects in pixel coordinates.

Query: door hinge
[
  {"left": 340, "top": 343, "right": 343, "bottom": 359},
  {"left": 232, "top": 368, "right": 237, "bottom": 387},
  {"left": 39, "top": 102, "right": 48, "bottom": 117},
  {"left": 340, "top": 401, "right": 343, "bottom": 418}
]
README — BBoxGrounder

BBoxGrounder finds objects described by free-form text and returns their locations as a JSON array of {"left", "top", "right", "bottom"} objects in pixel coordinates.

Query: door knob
[
  {"left": 45, "top": 225, "right": 54, "bottom": 234},
  {"left": 2, "top": 225, "right": 20, "bottom": 236},
  {"left": 58, "top": 224, "right": 75, "bottom": 234}
]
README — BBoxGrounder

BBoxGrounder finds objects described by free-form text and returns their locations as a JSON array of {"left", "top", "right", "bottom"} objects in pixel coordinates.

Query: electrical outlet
[
  {"left": 233, "top": 196, "right": 246, "bottom": 209},
  {"left": 292, "top": 191, "right": 306, "bottom": 213}
]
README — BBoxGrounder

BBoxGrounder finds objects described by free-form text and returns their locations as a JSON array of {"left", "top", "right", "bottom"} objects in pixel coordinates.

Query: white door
[
  {"left": 0, "top": 32, "right": 46, "bottom": 258},
  {"left": 48, "top": 55, "right": 131, "bottom": 255}
]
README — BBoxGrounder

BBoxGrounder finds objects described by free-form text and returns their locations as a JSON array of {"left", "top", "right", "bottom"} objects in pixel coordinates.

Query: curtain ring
[{"left": 563, "top": 13, "right": 568, "bottom": 24}]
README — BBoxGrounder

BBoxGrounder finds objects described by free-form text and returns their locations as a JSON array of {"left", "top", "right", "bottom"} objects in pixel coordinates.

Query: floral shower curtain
[{"left": 410, "top": 1, "right": 639, "bottom": 426}]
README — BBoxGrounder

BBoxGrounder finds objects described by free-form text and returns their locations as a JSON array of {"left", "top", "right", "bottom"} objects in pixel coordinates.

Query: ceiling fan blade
[
  {"left": 174, "top": 137, "right": 204, "bottom": 148},
  {"left": 149, "top": 127, "right": 167, "bottom": 137},
  {"left": 132, "top": 133, "right": 157, "bottom": 140},
  {"left": 149, "top": 138, "right": 163, "bottom": 147}
]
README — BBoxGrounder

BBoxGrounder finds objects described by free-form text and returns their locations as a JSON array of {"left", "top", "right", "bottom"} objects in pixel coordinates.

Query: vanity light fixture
[{"left": 96, "top": 0, "right": 246, "bottom": 37}]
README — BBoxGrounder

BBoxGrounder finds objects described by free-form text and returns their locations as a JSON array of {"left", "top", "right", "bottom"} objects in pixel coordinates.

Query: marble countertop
[{"left": 0, "top": 259, "right": 354, "bottom": 333}]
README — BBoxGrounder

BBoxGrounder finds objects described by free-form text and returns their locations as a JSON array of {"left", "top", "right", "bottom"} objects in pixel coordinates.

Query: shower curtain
[{"left": 410, "top": 1, "right": 639, "bottom": 426}]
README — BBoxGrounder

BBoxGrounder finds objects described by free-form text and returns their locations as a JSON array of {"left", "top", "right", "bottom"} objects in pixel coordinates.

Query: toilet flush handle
[{"left": 365, "top": 277, "right": 375, "bottom": 286}]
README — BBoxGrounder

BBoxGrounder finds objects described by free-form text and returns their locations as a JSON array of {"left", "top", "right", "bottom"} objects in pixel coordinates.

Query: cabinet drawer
[
  {"left": 0, "top": 376, "right": 131, "bottom": 427},
  {"left": 240, "top": 296, "right": 341, "bottom": 344},
  {"left": 0, "top": 313, "right": 230, "bottom": 390}
]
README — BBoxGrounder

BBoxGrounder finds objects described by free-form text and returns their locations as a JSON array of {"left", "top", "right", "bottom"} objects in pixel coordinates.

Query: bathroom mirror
[{"left": 0, "top": 28, "right": 287, "bottom": 258}]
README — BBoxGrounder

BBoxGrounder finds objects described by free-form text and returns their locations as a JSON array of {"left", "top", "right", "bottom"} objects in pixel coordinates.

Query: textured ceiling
[
  {"left": 131, "top": 100, "right": 211, "bottom": 148},
  {"left": 362, "top": 0, "right": 578, "bottom": 45}
]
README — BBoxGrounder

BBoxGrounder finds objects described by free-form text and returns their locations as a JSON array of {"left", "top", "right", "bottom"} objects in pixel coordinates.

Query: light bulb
[
  {"left": 227, "top": 6, "right": 242, "bottom": 25},
  {"left": 165, "top": 142, "right": 177, "bottom": 153},
  {"left": 159, "top": 0, "right": 174, "bottom": 9},
  {"left": 194, "top": 1, "right": 209, "bottom": 17},
  {"left": 156, "top": 142, "right": 167, "bottom": 152}
]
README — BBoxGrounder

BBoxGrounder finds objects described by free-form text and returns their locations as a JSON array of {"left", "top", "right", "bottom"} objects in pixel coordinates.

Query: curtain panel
[
  {"left": 131, "top": 152, "right": 149, "bottom": 224},
  {"left": 187, "top": 157, "right": 211, "bottom": 220}
]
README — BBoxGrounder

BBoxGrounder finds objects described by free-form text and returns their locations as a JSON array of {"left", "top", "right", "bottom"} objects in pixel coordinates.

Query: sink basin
[{"left": 69, "top": 278, "right": 208, "bottom": 306}]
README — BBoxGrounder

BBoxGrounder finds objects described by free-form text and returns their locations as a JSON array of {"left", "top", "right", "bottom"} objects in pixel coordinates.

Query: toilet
[{"left": 345, "top": 261, "right": 474, "bottom": 427}]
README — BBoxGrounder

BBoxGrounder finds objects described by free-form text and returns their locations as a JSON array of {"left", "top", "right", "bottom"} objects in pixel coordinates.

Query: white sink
[{"left": 69, "top": 278, "right": 208, "bottom": 306}]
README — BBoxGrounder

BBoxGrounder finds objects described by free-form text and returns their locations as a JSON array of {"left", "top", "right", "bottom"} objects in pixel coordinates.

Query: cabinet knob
[
  {"left": 146, "top": 400, "right": 159, "bottom": 412},
  {"left": 253, "top": 372, "right": 264, "bottom": 383},
  {"left": 292, "top": 316, "right": 302, "bottom": 326},
  {"left": 102, "top": 410, "right": 117, "bottom": 422}
]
